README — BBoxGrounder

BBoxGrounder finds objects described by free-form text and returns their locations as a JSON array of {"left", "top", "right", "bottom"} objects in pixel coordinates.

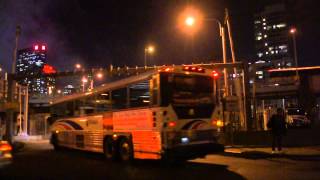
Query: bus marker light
[
  {"left": 212, "top": 119, "right": 224, "bottom": 127},
  {"left": 112, "top": 134, "right": 118, "bottom": 140},
  {"left": 168, "top": 121, "right": 176, "bottom": 127}
]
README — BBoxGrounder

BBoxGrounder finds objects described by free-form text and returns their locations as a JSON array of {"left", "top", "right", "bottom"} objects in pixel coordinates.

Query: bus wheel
[
  {"left": 119, "top": 138, "right": 133, "bottom": 162},
  {"left": 103, "top": 137, "right": 117, "bottom": 160},
  {"left": 51, "top": 134, "right": 61, "bottom": 151}
]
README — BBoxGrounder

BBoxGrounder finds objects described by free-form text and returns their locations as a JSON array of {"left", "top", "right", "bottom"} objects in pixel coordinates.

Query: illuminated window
[
  {"left": 254, "top": 20, "right": 261, "bottom": 24},
  {"left": 278, "top": 45, "right": 287, "bottom": 49},
  {"left": 263, "top": 27, "right": 266, "bottom": 30},
  {"left": 265, "top": 52, "right": 269, "bottom": 55},
  {"left": 263, "top": 18, "right": 266, "bottom": 21},
  {"left": 265, "top": 43, "right": 268, "bottom": 46},
  {"left": 264, "top": 34, "right": 267, "bottom": 38},
  {"left": 256, "top": 36, "right": 262, "bottom": 40},
  {"left": 276, "top": 23, "right": 286, "bottom": 28},
  {"left": 257, "top": 52, "right": 263, "bottom": 57},
  {"left": 263, "top": 23, "right": 266, "bottom": 25},
  {"left": 129, "top": 80, "right": 150, "bottom": 108},
  {"left": 256, "top": 71, "right": 263, "bottom": 75}
]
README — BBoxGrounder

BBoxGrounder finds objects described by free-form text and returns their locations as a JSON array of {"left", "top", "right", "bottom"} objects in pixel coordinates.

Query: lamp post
[
  {"left": 82, "top": 77, "right": 88, "bottom": 92},
  {"left": 290, "top": 27, "right": 299, "bottom": 81},
  {"left": 183, "top": 15, "right": 229, "bottom": 96},
  {"left": 144, "top": 45, "right": 154, "bottom": 67},
  {"left": 90, "top": 72, "right": 103, "bottom": 89}
]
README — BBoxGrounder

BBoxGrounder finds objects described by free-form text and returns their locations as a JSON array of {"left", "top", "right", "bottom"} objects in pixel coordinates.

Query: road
[{"left": 0, "top": 141, "right": 319, "bottom": 180}]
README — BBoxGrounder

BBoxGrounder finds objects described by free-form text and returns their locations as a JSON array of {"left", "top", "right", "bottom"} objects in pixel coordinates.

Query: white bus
[{"left": 49, "top": 65, "right": 224, "bottom": 161}]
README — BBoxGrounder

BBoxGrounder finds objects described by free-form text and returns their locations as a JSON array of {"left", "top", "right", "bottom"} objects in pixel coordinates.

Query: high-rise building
[
  {"left": 16, "top": 44, "right": 56, "bottom": 95},
  {"left": 254, "top": 3, "right": 293, "bottom": 69}
]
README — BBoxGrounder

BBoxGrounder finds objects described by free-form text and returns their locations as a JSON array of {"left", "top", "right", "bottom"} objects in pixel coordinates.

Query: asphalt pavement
[{"left": 0, "top": 141, "right": 320, "bottom": 180}]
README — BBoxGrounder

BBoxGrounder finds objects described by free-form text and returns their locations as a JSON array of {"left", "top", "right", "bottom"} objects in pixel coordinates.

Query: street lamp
[
  {"left": 290, "top": 27, "right": 299, "bottom": 81},
  {"left": 96, "top": 72, "right": 103, "bottom": 79},
  {"left": 82, "top": 77, "right": 88, "bottom": 92},
  {"left": 185, "top": 16, "right": 195, "bottom": 26},
  {"left": 144, "top": 45, "right": 155, "bottom": 67},
  {"left": 182, "top": 14, "right": 229, "bottom": 96},
  {"left": 75, "top": 63, "right": 82, "bottom": 71}
]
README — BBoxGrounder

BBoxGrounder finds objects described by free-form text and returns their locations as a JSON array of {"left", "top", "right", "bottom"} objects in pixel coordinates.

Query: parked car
[
  {"left": 286, "top": 108, "right": 311, "bottom": 128},
  {"left": 0, "top": 141, "right": 13, "bottom": 167}
]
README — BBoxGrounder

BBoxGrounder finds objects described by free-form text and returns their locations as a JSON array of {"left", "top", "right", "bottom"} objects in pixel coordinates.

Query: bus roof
[{"left": 50, "top": 65, "right": 214, "bottom": 105}]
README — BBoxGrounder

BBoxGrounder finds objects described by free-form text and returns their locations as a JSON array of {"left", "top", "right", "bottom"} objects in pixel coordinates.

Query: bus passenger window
[
  {"left": 79, "top": 96, "right": 96, "bottom": 115},
  {"left": 129, "top": 80, "right": 150, "bottom": 108},
  {"left": 111, "top": 88, "right": 128, "bottom": 109},
  {"left": 96, "top": 91, "right": 112, "bottom": 112}
]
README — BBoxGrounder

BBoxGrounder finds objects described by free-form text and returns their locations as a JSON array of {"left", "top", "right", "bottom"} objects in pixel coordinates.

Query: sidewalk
[{"left": 224, "top": 146, "right": 320, "bottom": 157}]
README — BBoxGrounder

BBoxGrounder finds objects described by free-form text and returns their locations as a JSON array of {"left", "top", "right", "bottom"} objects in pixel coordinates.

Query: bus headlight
[{"left": 181, "top": 137, "right": 189, "bottom": 144}]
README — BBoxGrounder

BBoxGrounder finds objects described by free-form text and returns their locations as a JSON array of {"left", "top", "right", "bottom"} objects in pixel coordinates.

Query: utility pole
[
  {"left": 5, "top": 25, "right": 21, "bottom": 143},
  {"left": 225, "top": 9, "right": 249, "bottom": 131}
]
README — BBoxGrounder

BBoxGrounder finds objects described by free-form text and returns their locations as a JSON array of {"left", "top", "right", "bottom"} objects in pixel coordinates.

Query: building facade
[
  {"left": 254, "top": 3, "right": 293, "bottom": 70},
  {"left": 16, "top": 44, "right": 55, "bottom": 96}
]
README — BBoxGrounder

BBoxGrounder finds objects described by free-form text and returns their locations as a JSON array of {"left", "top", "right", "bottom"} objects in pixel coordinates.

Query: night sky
[{"left": 0, "top": 0, "right": 319, "bottom": 72}]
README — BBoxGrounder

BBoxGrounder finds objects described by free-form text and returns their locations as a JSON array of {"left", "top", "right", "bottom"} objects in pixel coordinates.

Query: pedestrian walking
[{"left": 267, "top": 108, "right": 287, "bottom": 154}]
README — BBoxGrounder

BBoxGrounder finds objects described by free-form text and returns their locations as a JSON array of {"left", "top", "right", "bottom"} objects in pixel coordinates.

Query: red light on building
[
  {"left": 43, "top": 64, "right": 56, "bottom": 74},
  {"left": 41, "top": 45, "right": 46, "bottom": 50},
  {"left": 34, "top": 45, "right": 39, "bottom": 50}
]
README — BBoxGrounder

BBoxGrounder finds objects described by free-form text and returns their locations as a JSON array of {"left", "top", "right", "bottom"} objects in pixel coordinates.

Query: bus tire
[
  {"left": 103, "top": 137, "right": 117, "bottom": 160},
  {"left": 119, "top": 138, "right": 134, "bottom": 162},
  {"left": 51, "top": 134, "right": 61, "bottom": 151}
]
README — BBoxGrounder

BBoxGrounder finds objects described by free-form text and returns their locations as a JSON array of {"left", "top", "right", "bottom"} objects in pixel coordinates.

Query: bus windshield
[{"left": 160, "top": 73, "right": 214, "bottom": 119}]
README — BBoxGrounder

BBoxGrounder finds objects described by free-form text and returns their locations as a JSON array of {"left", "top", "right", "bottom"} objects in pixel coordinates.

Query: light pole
[
  {"left": 90, "top": 72, "right": 103, "bottom": 89},
  {"left": 82, "top": 77, "right": 88, "bottom": 92},
  {"left": 183, "top": 15, "right": 229, "bottom": 96},
  {"left": 144, "top": 45, "right": 154, "bottom": 67},
  {"left": 290, "top": 27, "right": 299, "bottom": 81}
]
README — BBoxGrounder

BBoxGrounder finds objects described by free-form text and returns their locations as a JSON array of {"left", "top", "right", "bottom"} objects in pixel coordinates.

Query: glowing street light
[
  {"left": 82, "top": 77, "right": 88, "bottom": 83},
  {"left": 75, "top": 63, "right": 81, "bottom": 70},
  {"left": 185, "top": 16, "right": 195, "bottom": 26},
  {"left": 144, "top": 45, "right": 155, "bottom": 67},
  {"left": 181, "top": 8, "right": 229, "bottom": 96},
  {"left": 96, "top": 72, "right": 103, "bottom": 79},
  {"left": 290, "top": 27, "right": 299, "bottom": 81}
]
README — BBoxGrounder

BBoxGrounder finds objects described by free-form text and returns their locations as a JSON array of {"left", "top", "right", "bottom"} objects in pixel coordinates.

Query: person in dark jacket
[{"left": 267, "top": 108, "right": 287, "bottom": 153}]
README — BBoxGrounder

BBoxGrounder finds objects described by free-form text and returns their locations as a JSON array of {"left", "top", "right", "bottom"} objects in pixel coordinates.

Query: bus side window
[
  {"left": 79, "top": 95, "right": 96, "bottom": 115},
  {"left": 151, "top": 76, "right": 158, "bottom": 105},
  {"left": 96, "top": 91, "right": 112, "bottom": 112},
  {"left": 129, "top": 80, "right": 150, "bottom": 108},
  {"left": 111, "top": 88, "right": 128, "bottom": 110}
]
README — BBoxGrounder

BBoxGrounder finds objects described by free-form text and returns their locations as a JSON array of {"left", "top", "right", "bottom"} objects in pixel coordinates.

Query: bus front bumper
[{"left": 163, "top": 142, "right": 224, "bottom": 159}]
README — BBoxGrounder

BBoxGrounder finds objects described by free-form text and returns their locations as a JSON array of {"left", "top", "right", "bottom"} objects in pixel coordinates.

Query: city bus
[{"left": 49, "top": 65, "right": 224, "bottom": 161}]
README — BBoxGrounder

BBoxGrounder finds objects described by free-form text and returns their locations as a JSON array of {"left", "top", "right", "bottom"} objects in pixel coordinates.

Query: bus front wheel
[{"left": 51, "top": 134, "right": 61, "bottom": 151}]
